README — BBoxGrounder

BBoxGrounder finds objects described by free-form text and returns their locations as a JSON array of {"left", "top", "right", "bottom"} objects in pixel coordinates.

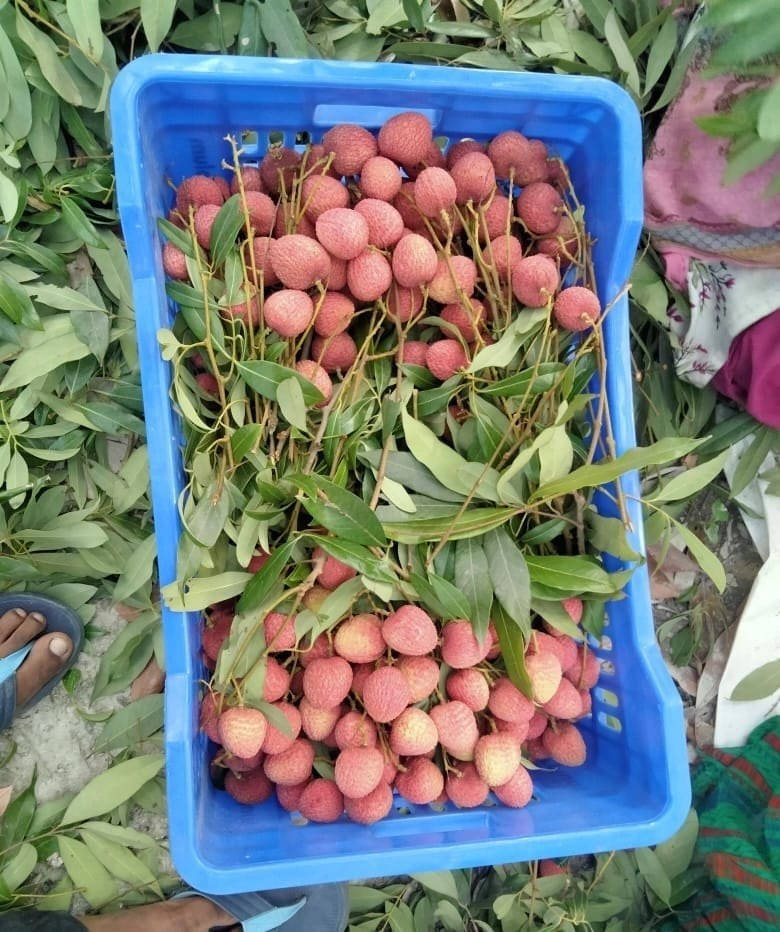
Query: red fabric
[{"left": 711, "top": 309, "right": 780, "bottom": 429}]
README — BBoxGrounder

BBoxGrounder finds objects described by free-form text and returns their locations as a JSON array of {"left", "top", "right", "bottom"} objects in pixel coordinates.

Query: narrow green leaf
[
  {"left": 113, "top": 533, "right": 157, "bottom": 603},
  {"left": 66, "top": 0, "right": 105, "bottom": 58},
  {"left": 654, "top": 810, "right": 699, "bottom": 880},
  {"left": 454, "top": 537, "right": 493, "bottom": 637},
  {"left": 93, "top": 695, "right": 164, "bottom": 753},
  {"left": 644, "top": 14, "right": 678, "bottom": 96},
  {"left": 468, "top": 310, "right": 547, "bottom": 373},
  {"left": 57, "top": 836, "right": 117, "bottom": 909},
  {"left": 411, "top": 871, "right": 459, "bottom": 901},
  {"left": 729, "top": 661, "right": 780, "bottom": 701},
  {"left": 492, "top": 606, "right": 531, "bottom": 696},
  {"left": 304, "top": 535, "right": 397, "bottom": 585},
  {"left": 483, "top": 528, "right": 531, "bottom": 635},
  {"left": 402, "top": 0, "right": 425, "bottom": 31},
  {"left": 236, "top": 539, "right": 295, "bottom": 612},
  {"left": 723, "top": 137, "right": 778, "bottom": 186},
  {"left": 604, "top": 8, "right": 641, "bottom": 96},
  {"left": 648, "top": 450, "right": 729, "bottom": 503},
  {"left": 0, "top": 29, "right": 32, "bottom": 140},
  {"left": 527, "top": 554, "right": 617, "bottom": 595},
  {"left": 259, "top": 0, "right": 321, "bottom": 58},
  {"left": 424, "top": 571, "right": 472, "bottom": 621},
  {"left": 635, "top": 847, "right": 672, "bottom": 905},
  {"left": 757, "top": 82, "right": 780, "bottom": 142},
  {"left": 382, "top": 507, "right": 516, "bottom": 544},
  {"left": 237, "top": 360, "right": 323, "bottom": 405},
  {"left": 0, "top": 778, "right": 36, "bottom": 852},
  {"left": 730, "top": 426, "right": 775, "bottom": 497},
  {"left": 163, "top": 572, "right": 252, "bottom": 612},
  {"left": 0, "top": 169, "right": 19, "bottom": 224},
  {"left": 184, "top": 482, "right": 230, "bottom": 548},
  {"left": 360, "top": 450, "right": 464, "bottom": 503},
  {"left": 141, "top": 0, "right": 178, "bottom": 52},
  {"left": 15, "top": 11, "right": 83, "bottom": 105},
  {"left": 71, "top": 306, "right": 110, "bottom": 363},
  {"left": 585, "top": 511, "right": 642, "bottom": 562},
  {"left": 59, "top": 199, "right": 103, "bottom": 249},
  {"left": 75, "top": 822, "right": 158, "bottom": 850},
  {"left": 669, "top": 517, "right": 726, "bottom": 592},
  {"left": 1, "top": 842, "right": 38, "bottom": 892},
  {"left": 79, "top": 830, "right": 161, "bottom": 894},
  {"left": 295, "top": 474, "right": 386, "bottom": 548},
  {"left": 60, "top": 755, "right": 164, "bottom": 826},
  {"left": 0, "top": 270, "right": 40, "bottom": 329},
  {"left": 277, "top": 377, "right": 308, "bottom": 432},
  {"left": 238, "top": 0, "right": 268, "bottom": 55}
]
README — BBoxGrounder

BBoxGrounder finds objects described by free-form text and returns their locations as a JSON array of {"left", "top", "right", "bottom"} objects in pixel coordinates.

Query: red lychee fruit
[
  {"left": 450, "top": 152, "right": 496, "bottom": 205},
  {"left": 200, "top": 692, "right": 222, "bottom": 743},
  {"left": 350, "top": 663, "right": 374, "bottom": 699},
  {"left": 392, "top": 233, "right": 438, "bottom": 289},
  {"left": 221, "top": 749, "right": 263, "bottom": 774},
  {"left": 542, "top": 678, "right": 583, "bottom": 720},
  {"left": 539, "top": 859, "right": 567, "bottom": 877},
  {"left": 230, "top": 165, "right": 264, "bottom": 195},
  {"left": 225, "top": 768, "right": 273, "bottom": 805},
  {"left": 396, "top": 655, "right": 440, "bottom": 703},
  {"left": 446, "top": 668, "right": 490, "bottom": 712},
  {"left": 392, "top": 182, "right": 425, "bottom": 230},
  {"left": 162, "top": 242, "right": 189, "bottom": 281},
  {"left": 578, "top": 689, "right": 593, "bottom": 718},
  {"left": 487, "top": 676, "right": 535, "bottom": 722},
  {"left": 361, "top": 666, "right": 412, "bottom": 723},
  {"left": 414, "top": 167, "right": 457, "bottom": 217},
  {"left": 427, "top": 255, "right": 477, "bottom": 305},
  {"left": 485, "top": 234, "right": 523, "bottom": 282},
  {"left": 334, "top": 711, "right": 379, "bottom": 750},
  {"left": 176, "top": 174, "right": 225, "bottom": 216},
  {"left": 402, "top": 139, "right": 447, "bottom": 180},
  {"left": 335, "top": 746, "right": 385, "bottom": 799},
  {"left": 494, "top": 716, "right": 530, "bottom": 745},
  {"left": 246, "top": 236, "right": 279, "bottom": 288},
  {"left": 487, "top": 131, "right": 547, "bottom": 185},
  {"left": 565, "top": 646, "right": 600, "bottom": 690},
  {"left": 263, "top": 611, "right": 297, "bottom": 651},
  {"left": 429, "top": 701, "right": 479, "bottom": 761},
  {"left": 213, "top": 175, "right": 231, "bottom": 201},
  {"left": 400, "top": 341, "right": 429, "bottom": 366},
  {"left": 300, "top": 697, "right": 342, "bottom": 742},
  {"left": 537, "top": 216, "right": 579, "bottom": 266},
  {"left": 526, "top": 710, "right": 549, "bottom": 741},
  {"left": 359, "top": 156, "right": 403, "bottom": 201},
  {"left": 542, "top": 722, "right": 587, "bottom": 766},
  {"left": 334, "top": 613, "right": 386, "bottom": 664},
  {"left": 259, "top": 147, "right": 301, "bottom": 194},
  {"left": 327, "top": 256, "right": 348, "bottom": 290},
  {"left": 440, "top": 299, "right": 486, "bottom": 342},
  {"left": 276, "top": 780, "right": 310, "bottom": 812},
  {"left": 263, "top": 737, "right": 315, "bottom": 785},
  {"left": 426, "top": 340, "right": 468, "bottom": 381},
  {"left": 526, "top": 651, "right": 563, "bottom": 704},
  {"left": 562, "top": 597, "right": 584, "bottom": 625},
  {"left": 382, "top": 605, "right": 438, "bottom": 656},
  {"left": 294, "top": 360, "right": 333, "bottom": 406},
  {"left": 321, "top": 124, "right": 378, "bottom": 176},
  {"left": 313, "top": 292, "right": 355, "bottom": 338},
  {"left": 511, "top": 254, "right": 560, "bottom": 308},
  {"left": 242, "top": 190, "right": 276, "bottom": 236},
  {"left": 553, "top": 287, "right": 601, "bottom": 332},
  {"left": 386, "top": 283, "right": 424, "bottom": 323},
  {"left": 377, "top": 111, "right": 433, "bottom": 166},
  {"left": 273, "top": 200, "right": 316, "bottom": 239},
  {"left": 262, "top": 657, "right": 291, "bottom": 703},
  {"left": 395, "top": 757, "right": 444, "bottom": 806},
  {"left": 347, "top": 250, "right": 393, "bottom": 302},
  {"left": 390, "top": 707, "right": 438, "bottom": 757},
  {"left": 529, "top": 631, "right": 578, "bottom": 674},
  {"left": 493, "top": 764, "right": 533, "bottom": 808},
  {"left": 298, "top": 778, "right": 344, "bottom": 823},
  {"left": 314, "top": 548, "right": 357, "bottom": 590},
  {"left": 270, "top": 235, "right": 331, "bottom": 290},
  {"left": 446, "top": 762, "right": 489, "bottom": 808},
  {"left": 261, "top": 701, "right": 302, "bottom": 755},
  {"left": 311, "top": 332, "right": 359, "bottom": 373},
  {"left": 316, "top": 207, "right": 370, "bottom": 261},
  {"left": 201, "top": 612, "right": 232, "bottom": 663},
  {"left": 446, "top": 138, "right": 486, "bottom": 169},
  {"left": 515, "top": 182, "right": 563, "bottom": 235},
  {"left": 344, "top": 780, "right": 394, "bottom": 824},
  {"left": 303, "top": 656, "right": 353, "bottom": 710},
  {"left": 474, "top": 733, "right": 522, "bottom": 787},
  {"left": 194, "top": 203, "right": 221, "bottom": 249},
  {"left": 223, "top": 290, "right": 261, "bottom": 328},
  {"left": 441, "top": 620, "right": 491, "bottom": 669},
  {"left": 477, "top": 195, "right": 513, "bottom": 242},
  {"left": 218, "top": 707, "right": 268, "bottom": 759},
  {"left": 354, "top": 198, "right": 405, "bottom": 248},
  {"left": 263, "top": 289, "right": 314, "bottom": 339}
]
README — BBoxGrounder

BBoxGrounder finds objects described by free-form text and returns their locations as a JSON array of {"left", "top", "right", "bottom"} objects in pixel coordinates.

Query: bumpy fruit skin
[
  {"left": 450, "top": 152, "right": 496, "bottom": 205},
  {"left": 414, "top": 167, "right": 458, "bottom": 217},
  {"left": 515, "top": 182, "right": 563, "bottom": 235},
  {"left": 446, "top": 762, "right": 489, "bottom": 809},
  {"left": 542, "top": 723, "right": 587, "bottom": 766},
  {"left": 247, "top": 236, "right": 280, "bottom": 287},
  {"left": 242, "top": 190, "right": 276, "bottom": 237},
  {"left": 392, "top": 233, "right": 438, "bottom": 288},
  {"left": 382, "top": 605, "right": 438, "bottom": 656},
  {"left": 377, "top": 111, "right": 433, "bottom": 166},
  {"left": 494, "top": 716, "right": 529, "bottom": 745},
  {"left": 218, "top": 707, "right": 268, "bottom": 759},
  {"left": 474, "top": 733, "right": 523, "bottom": 787},
  {"left": 446, "top": 668, "right": 490, "bottom": 711},
  {"left": 223, "top": 292, "right": 261, "bottom": 328},
  {"left": 263, "top": 289, "right": 314, "bottom": 338},
  {"left": 347, "top": 250, "right": 393, "bottom": 302},
  {"left": 359, "top": 156, "right": 403, "bottom": 201},
  {"left": 222, "top": 749, "right": 263, "bottom": 774},
  {"left": 441, "top": 620, "right": 491, "bottom": 669},
  {"left": 334, "top": 613, "right": 386, "bottom": 664},
  {"left": 488, "top": 676, "right": 535, "bottom": 722},
  {"left": 335, "top": 746, "right": 385, "bottom": 799},
  {"left": 395, "top": 757, "right": 445, "bottom": 805},
  {"left": 225, "top": 768, "right": 273, "bottom": 805},
  {"left": 194, "top": 203, "right": 221, "bottom": 249},
  {"left": 403, "top": 139, "right": 446, "bottom": 180},
  {"left": 263, "top": 738, "right": 316, "bottom": 785},
  {"left": 485, "top": 235, "right": 523, "bottom": 283},
  {"left": 230, "top": 165, "right": 264, "bottom": 195},
  {"left": 334, "top": 711, "right": 379, "bottom": 750},
  {"left": 553, "top": 286, "right": 601, "bottom": 332},
  {"left": 477, "top": 194, "right": 513, "bottom": 242},
  {"left": 390, "top": 707, "right": 438, "bottom": 756},
  {"left": 440, "top": 299, "right": 486, "bottom": 342},
  {"left": 298, "top": 778, "right": 344, "bottom": 823},
  {"left": 400, "top": 341, "right": 429, "bottom": 366},
  {"left": 426, "top": 340, "right": 468, "bottom": 381},
  {"left": 263, "top": 657, "right": 291, "bottom": 703},
  {"left": 294, "top": 360, "right": 333, "bottom": 406},
  {"left": 260, "top": 147, "right": 301, "bottom": 194},
  {"left": 162, "top": 242, "right": 189, "bottom": 280},
  {"left": 493, "top": 764, "right": 533, "bottom": 808},
  {"left": 393, "top": 182, "right": 425, "bottom": 230},
  {"left": 261, "top": 701, "right": 302, "bottom": 755},
  {"left": 311, "top": 332, "right": 359, "bottom": 373},
  {"left": 562, "top": 597, "right": 583, "bottom": 625},
  {"left": 539, "top": 859, "right": 567, "bottom": 877},
  {"left": 321, "top": 124, "right": 378, "bottom": 176},
  {"left": 386, "top": 283, "right": 424, "bottom": 323},
  {"left": 354, "top": 198, "right": 405, "bottom": 248},
  {"left": 537, "top": 216, "right": 579, "bottom": 266},
  {"left": 526, "top": 710, "right": 549, "bottom": 741},
  {"left": 487, "top": 131, "right": 547, "bottom": 185},
  {"left": 176, "top": 175, "right": 225, "bottom": 215},
  {"left": 269, "top": 235, "right": 331, "bottom": 290},
  {"left": 362, "top": 666, "right": 412, "bottom": 723},
  {"left": 529, "top": 631, "right": 577, "bottom": 674},
  {"left": 511, "top": 255, "right": 560, "bottom": 308},
  {"left": 397, "top": 655, "right": 440, "bottom": 702},
  {"left": 303, "top": 656, "right": 353, "bottom": 710},
  {"left": 314, "top": 548, "right": 357, "bottom": 590},
  {"left": 300, "top": 174, "right": 350, "bottom": 221},
  {"left": 263, "top": 612, "right": 297, "bottom": 651},
  {"left": 428, "top": 256, "right": 478, "bottom": 305},
  {"left": 526, "top": 652, "right": 563, "bottom": 704},
  {"left": 276, "top": 780, "right": 310, "bottom": 812},
  {"left": 313, "top": 292, "right": 355, "bottom": 337},
  {"left": 429, "top": 701, "right": 479, "bottom": 761},
  {"left": 200, "top": 692, "right": 222, "bottom": 743},
  {"left": 327, "top": 257, "right": 348, "bottom": 290},
  {"left": 446, "top": 138, "right": 486, "bottom": 169},
  {"left": 565, "top": 646, "right": 600, "bottom": 690},
  {"left": 300, "top": 697, "right": 342, "bottom": 742},
  {"left": 344, "top": 780, "right": 394, "bottom": 824},
  {"left": 542, "top": 678, "right": 583, "bottom": 720},
  {"left": 316, "top": 208, "right": 370, "bottom": 261}
]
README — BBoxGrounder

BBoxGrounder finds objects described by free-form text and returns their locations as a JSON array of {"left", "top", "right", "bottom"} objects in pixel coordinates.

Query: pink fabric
[{"left": 711, "top": 309, "right": 780, "bottom": 429}]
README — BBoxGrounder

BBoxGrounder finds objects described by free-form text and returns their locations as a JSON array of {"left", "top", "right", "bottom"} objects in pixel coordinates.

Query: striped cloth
[{"left": 671, "top": 717, "right": 780, "bottom": 930}]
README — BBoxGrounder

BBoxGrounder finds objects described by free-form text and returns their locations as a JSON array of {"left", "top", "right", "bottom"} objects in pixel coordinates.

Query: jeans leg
[{"left": 0, "top": 909, "right": 87, "bottom": 931}]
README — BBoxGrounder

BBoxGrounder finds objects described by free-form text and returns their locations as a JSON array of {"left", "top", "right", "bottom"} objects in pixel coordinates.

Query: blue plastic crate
[{"left": 111, "top": 55, "right": 690, "bottom": 894}]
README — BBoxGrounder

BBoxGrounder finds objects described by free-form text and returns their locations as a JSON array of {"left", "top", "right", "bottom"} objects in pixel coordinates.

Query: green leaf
[
  {"left": 60, "top": 755, "right": 165, "bottom": 826},
  {"left": 277, "top": 377, "right": 308, "bottom": 432},
  {"left": 757, "top": 82, "right": 780, "bottom": 142},
  {"left": 468, "top": 310, "right": 547, "bottom": 373},
  {"left": 184, "top": 482, "right": 230, "bottom": 548},
  {"left": 570, "top": 30, "right": 615, "bottom": 72},
  {"left": 259, "top": 0, "right": 321, "bottom": 58},
  {"left": 295, "top": 474, "right": 386, "bottom": 548},
  {"left": 411, "top": 871, "right": 459, "bottom": 901},
  {"left": 236, "top": 539, "right": 295, "bottom": 612},
  {"left": 59, "top": 198, "right": 103, "bottom": 249},
  {"left": 163, "top": 571, "right": 252, "bottom": 612},
  {"left": 93, "top": 695, "right": 164, "bottom": 753},
  {"left": 724, "top": 137, "right": 778, "bottom": 186},
  {"left": 585, "top": 511, "right": 642, "bottom": 562},
  {"left": 141, "top": 0, "right": 178, "bottom": 52},
  {"left": 730, "top": 427, "right": 775, "bottom": 497},
  {"left": 537, "top": 424, "right": 573, "bottom": 485},
  {"left": 382, "top": 506, "right": 517, "bottom": 544},
  {"left": 454, "top": 537, "right": 493, "bottom": 636},
  {"left": 531, "top": 598, "right": 583, "bottom": 638},
  {"left": 361, "top": 450, "right": 464, "bottom": 503},
  {"left": 526, "top": 554, "right": 617, "bottom": 595},
  {"left": 0, "top": 776, "right": 36, "bottom": 853},
  {"left": 209, "top": 195, "right": 246, "bottom": 267},
  {"left": 350, "top": 885, "right": 394, "bottom": 913},
  {"left": 237, "top": 360, "right": 324, "bottom": 405},
  {"left": 57, "top": 836, "right": 117, "bottom": 909},
  {"left": 66, "top": 0, "right": 104, "bottom": 57},
  {"left": 75, "top": 822, "right": 158, "bottom": 849},
  {"left": 603, "top": 8, "right": 641, "bottom": 97},
  {"left": 644, "top": 14, "right": 677, "bottom": 96},
  {"left": 729, "top": 661, "right": 780, "bottom": 701},
  {"left": 654, "top": 809, "right": 699, "bottom": 880},
  {"left": 15, "top": 11, "right": 82, "bottom": 105},
  {"left": 669, "top": 517, "right": 726, "bottom": 592},
  {"left": 0, "top": 270, "right": 40, "bottom": 329},
  {"left": 1, "top": 842, "right": 38, "bottom": 892},
  {"left": 649, "top": 35, "right": 697, "bottom": 112},
  {"left": 635, "top": 847, "right": 672, "bottom": 905},
  {"left": 0, "top": 29, "right": 32, "bottom": 140},
  {"left": 113, "top": 533, "right": 157, "bottom": 603},
  {"left": 492, "top": 606, "right": 531, "bottom": 696},
  {"left": 648, "top": 450, "right": 729, "bottom": 503},
  {"left": 402, "top": 0, "right": 425, "bottom": 31},
  {"left": 483, "top": 528, "right": 531, "bottom": 635},
  {"left": 410, "top": 571, "right": 471, "bottom": 622},
  {"left": 238, "top": 0, "right": 268, "bottom": 55},
  {"left": 80, "top": 829, "right": 162, "bottom": 894},
  {"left": 71, "top": 306, "right": 111, "bottom": 363},
  {"left": 304, "top": 535, "right": 397, "bottom": 585},
  {"left": 0, "top": 169, "right": 19, "bottom": 224}
]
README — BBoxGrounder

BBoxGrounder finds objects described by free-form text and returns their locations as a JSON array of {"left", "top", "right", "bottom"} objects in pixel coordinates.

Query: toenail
[
  {"left": 49, "top": 637, "right": 71, "bottom": 658},
  {"left": 13, "top": 608, "right": 27, "bottom": 618},
  {"left": 30, "top": 612, "right": 46, "bottom": 625}
]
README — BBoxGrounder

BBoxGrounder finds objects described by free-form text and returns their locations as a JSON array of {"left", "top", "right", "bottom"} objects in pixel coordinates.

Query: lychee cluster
[{"left": 201, "top": 566, "right": 596, "bottom": 824}]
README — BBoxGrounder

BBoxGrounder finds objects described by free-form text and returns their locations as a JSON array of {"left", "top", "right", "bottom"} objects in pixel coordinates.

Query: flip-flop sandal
[
  {"left": 173, "top": 882, "right": 349, "bottom": 931},
  {"left": 0, "top": 594, "right": 84, "bottom": 731}
]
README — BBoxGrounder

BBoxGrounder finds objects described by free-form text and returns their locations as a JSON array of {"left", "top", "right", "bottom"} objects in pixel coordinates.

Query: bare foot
[
  {"left": 0, "top": 608, "right": 73, "bottom": 708},
  {"left": 80, "top": 895, "right": 238, "bottom": 931}
]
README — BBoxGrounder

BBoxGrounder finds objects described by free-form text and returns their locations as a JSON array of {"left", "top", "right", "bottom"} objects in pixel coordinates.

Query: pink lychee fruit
[
  {"left": 344, "top": 780, "right": 394, "bottom": 824},
  {"left": 542, "top": 678, "right": 583, "bottom": 720},
  {"left": 263, "top": 737, "right": 315, "bottom": 785},
  {"left": 487, "top": 132, "right": 547, "bottom": 185},
  {"left": 313, "top": 292, "right": 355, "bottom": 338},
  {"left": 377, "top": 111, "right": 433, "bottom": 166},
  {"left": 300, "top": 697, "right": 342, "bottom": 742},
  {"left": 194, "top": 203, "right": 221, "bottom": 249},
  {"left": 441, "top": 620, "right": 491, "bottom": 669},
  {"left": 450, "top": 152, "right": 496, "bottom": 205},
  {"left": 316, "top": 207, "right": 370, "bottom": 260},
  {"left": 334, "top": 711, "right": 379, "bottom": 750},
  {"left": 427, "top": 256, "right": 477, "bottom": 305},
  {"left": 334, "top": 613, "right": 386, "bottom": 664},
  {"left": 311, "top": 332, "right": 359, "bottom": 373},
  {"left": 247, "top": 236, "right": 280, "bottom": 287},
  {"left": 263, "top": 611, "right": 297, "bottom": 651},
  {"left": 242, "top": 190, "right": 276, "bottom": 236},
  {"left": 446, "top": 668, "right": 490, "bottom": 712},
  {"left": 562, "top": 597, "right": 584, "bottom": 625},
  {"left": 261, "top": 701, "right": 302, "bottom": 755},
  {"left": 200, "top": 692, "right": 222, "bottom": 743},
  {"left": 262, "top": 657, "right": 291, "bottom": 703},
  {"left": 359, "top": 155, "right": 403, "bottom": 201},
  {"left": 270, "top": 235, "right": 331, "bottom": 290},
  {"left": 162, "top": 242, "right": 189, "bottom": 280},
  {"left": 400, "top": 341, "right": 429, "bottom": 366},
  {"left": 526, "top": 710, "right": 549, "bottom": 741},
  {"left": 276, "top": 780, "right": 310, "bottom": 812},
  {"left": 474, "top": 733, "right": 523, "bottom": 787},
  {"left": 553, "top": 286, "right": 601, "bottom": 332},
  {"left": 303, "top": 656, "right": 353, "bottom": 710},
  {"left": 487, "top": 676, "right": 535, "bottom": 722},
  {"left": 225, "top": 768, "right": 273, "bottom": 805},
  {"left": 511, "top": 254, "right": 560, "bottom": 308},
  {"left": 354, "top": 198, "right": 405, "bottom": 248},
  {"left": 395, "top": 757, "right": 444, "bottom": 806},
  {"left": 176, "top": 175, "right": 225, "bottom": 215},
  {"left": 529, "top": 631, "right": 578, "bottom": 674},
  {"left": 294, "top": 360, "right": 333, "bottom": 406},
  {"left": 429, "top": 701, "right": 479, "bottom": 761},
  {"left": 440, "top": 299, "right": 486, "bottom": 342},
  {"left": 335, "top": 746, "right": 385, "bottom": 799},
  {"left": 389, "top": 707, "right": 438, "bottom": 757},
  {"left": 565, "top": 646, "right": 600, "bottom": 690},
  {"left": 494, "top": 716, "right": 529, "bottom": 745},
  {"left": 477, "top": 194, "right": 513, "bottom": 242},
  {"left": 541, "top": 722, "right": 587, "bottom": 766},
  {"left": 259, "top": 147, "right": 301, "bottom": 194},
  {"left": 426, "top": 340, "right": 468, "bottom": 381},
  {"left": 515, "top": 182, "right": 563, "bottom": 235},
  {"left": 392, "top": 182, "right": 425, "bottom": 230},
  {"left": 386, "top": 283, "right": 424, "bottom": 323},
  {"left": 485, "top": 234, "right": 523, "bottom": 282},
  {"left": 327, "top": 256, "right": 348, "bottom": 290},
  {"left": 230, "top": 165, "right": 264, "bottom": 195},
  {"left": 321, "top": 124, "right": 378, "bottom": 176},
  {"left": 218, "top": 707, "right": 268, "bottom": 759},
  {"left": 446, "top": 762, "right": 489, "bottom": 808},
  {"left": 526, "top": 651, "right": 563, "bottom": 704},
  {"left": 397, "top": 655, "right": 440, "bottom": 703},
  {"left": 361, "top": 666, "right": 412, "bottom": 723},
  {"left": 263, "top": 289, "right": 314, "bottom": 338},
  {"left": 313, "top": 548, "right": 357, "bottom": 589},
  {"left": 382, "top": 605, "right": 438, "bottom": 656},
  {"left": 298, "top": 778, "right": 344, "bottom": 823},
  {"left": 392, "top": 233, "right": 438, "bottom": 289},
  {"left": 493, "top": 764, "right": 533, "bottom": 808},
  {"left": 446, "top": 138, "right": 486, "bottom": 169},
  {"left": 347, "top": 249, "right": 393, "bottom": 302},
  {"left": 414, "top": 167, "right": 458, "bottom": 217}
]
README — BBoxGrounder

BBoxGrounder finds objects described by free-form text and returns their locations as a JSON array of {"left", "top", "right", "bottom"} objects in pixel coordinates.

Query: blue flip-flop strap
[
  {"left": 0, "top": 644, "right": 32, "bottom": 731},
  {"left": 241, "top": 899, "right": 305, "bottom": 932}
]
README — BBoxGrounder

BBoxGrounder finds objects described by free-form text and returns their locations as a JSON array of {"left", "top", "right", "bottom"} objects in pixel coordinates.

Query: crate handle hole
[
  {"left": 598, "top": 712, "right": 623, "bottom": 732},
  {"left": 267, "top": 130, "right": 285, "bottom": 147},
  {"left": 595, "top": 688, "right": 620, "bottom": 708},
  {"left": 313, "top": 104, "right": 439, "bottom": 131}
]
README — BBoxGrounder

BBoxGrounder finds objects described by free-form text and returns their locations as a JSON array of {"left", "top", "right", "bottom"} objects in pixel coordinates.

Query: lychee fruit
[
  {"left": 263, "top": 737, "right": 315, "bottom": 785},
  {"left": 327, "top": 256, "right": 348, "bottom": 290},
  {"left": 298, "top": 778, "right": 344, "bottom": 823},
  {"left": 565, "top": 646, "right": 600, "bottom": 690},
  {"left": 395, "top": 757, "right": 444, "bottom": 806},
  {"left": 515, "top": 182, "right": 563, "bottom": 235},
  {"left": 270, "top": 235, "right": 331, "bottom": 290},
  {"left": 314, "top": 548, "right": 357, "bottom": 589},
  {"left": 347, "top": 250, "right": 393, "bottom": 302},
  {"left": 247, "top": 550, "right": 268, "bottom": 573},
  {"left": 446, "top": 668, "right": 490, "bottom": 711},
  {"left": 225, "top": 768, "right": 273, "bottom": 805},
  {"left": 392, "top": 182, "right": 425, "bottom": 230},
  {"left": 377, "top": 111, "right": 433, "bottom": 166},
  {"left": 441, "top": 620, "right": 491, "bottom": 669},
  {"left": 402, "top": 139, "right": 446, "bottom": 179},
  {"left": 400, "top": 341, "right": 429, "bottom": 366},
  {"left": 542, "top": 678, "right": 583, "bottom": 720},
  {"left": 553, "top": 286, "right": 601, "bottom": 332},
  {"left": 526, "top": 651, "right": 563, "bottom": 704},
  {"left": 261, "top": 701, "right": 302, "bottom": 755},
  {"left": 300, "top": 697, "right": 342, "bottom": 741},
  {"left": 537, "top": 216, "right": 579, "bottom": 266},
  {"left": 487, "top": 131, "right": 547, "bottom": 185},
  {"left": 335, "top": 746, "right": 385, "bottom": 800},
  {"left": 414, "top": 167, "right": 457, "bottom": 217},
  {"left": 344, "top": 780, "right": 394, "bottom": 824},
  {"left": 263, "top": 611, "right": 297, "bottom": 651},
  {"left": 213, "top": 175, "right": 231, "bottom": 201},
  {"left": 542, "top": 722, "right": 587, "bottom": 766},
  {"left": 311, "top": 333, "right": 359, "bottom": 373},
  {"left": 391, "top": 234, "right": 438, "bottom": 289},
  {"left": 334, "top": 711, "right": 378, "bottom": 750},
  {"left": 511, "top": 254, "right": 560, "bottom": 308},
  {"left": 526, "top": 710, "right": 549, "bottom": 741},
  {"left": 446, "top": 140, "right": 486, "bottom": 170},
  {"left": 477, "top": 194, "right": 513, "bottom": 242},
  {"left": 426, "top": 340, "right": 468, "bottom": 381},
  {"left": 440, "top": 299, "right": 486, "bottom": 342},
  {"left": 529, "top": 631, "right": 578, "bottom": 674},
  {"left": 247, "top": 236, "right": 280, "bottom": 287},
  {"left": 263, "top": 289, "right": 314, "bottom": 338},
  {"left": 562, "top": 597, "right": 583, "bottom": 625},
  {"left": 361, "top": 666, "right": 412, "bottom": 723},
  {"left": 485, "top": 235, "right": 523, "bottom": 282},
  {"left": 303, "top": 656, "right": 353, "bottom": 709},
  {"left": 334, "top": 613, "right": 386, "bottom": 664},
  {"left": 450, "top": 152, "right": 496, "bottom": 205},
  {"left": 446, "top": 762, "right": 489, "bottom": 808},
  {"left": 223, "top": 290, "right": 261, "bottom": 328},
  {"left": 359, "top": 156, "right": 403, "bottom": 201},
  {"left": 273, "top": 200, "right": 316, "bottom": 238},
  {"left": 316, "top": 207, "right": 370, "bottom": 261},
  {"left": 474, "top": 733, "right": 523, "bottom": 787},
  {"left": 427, "top": 256, "right": 477, "bottom": 305},
  {"left": 429, "top": 701, "right": 479, "bottom": 761},
  {"left": 230, "top": 165, "right": 264, "bottom": 195},
  {"left": 200, "top": 692, "right": 222, "bottom": 743},
  {"left": 321, "top": 124, "right": 378, "bottom": 176},
  {"left": 162, "top": 242, "right": 189, "bottom": 280},
  {"left": 354, "top": 198, "right": 405, "bottom": 248},
  {"left": 313, "top": 292, "right": 355, "bottom": 337},
  {"left": 494, "top": 716, "right": 530, "bottom": 745},
  {"left": 176, "top": 174, "right": 225, "bottom": 216},
  {"left": 350, "top": 663, "right": 374, "bottom": 699},
  {"left": 294, "top": 360, "right": 333, "bottom": 406},
  {"left": 397, "top": 655, "right": 440, "bottom": 702},
  {"left": 218, "top": 707, "right": 268, "bottom": 759},
  {"left": 578, "top": 689, "right": 593, "bottom": 717},
  {"left": 386, "top": 283, "right": 424, "bottom": 323},
  {"left": 493, "top": 764, "right": 533, "bottom": 808},
  {"left": 538, "top": 859, "right": 567, "bottom": 877},
  {"left": 382, "top": 605, "right": 438, "bottom": 656},
  {"left": 221, "top": 749, "right": 263, "bottom": 774},
  {"left": 259, "top": 147, "right": 301, "bottom": 194},
  {"left": 201, "top": 612, "right": 232, "bottom": 663},
  {"left": 390, "top": 707, "right": 438, "bottom": 757},
  {"left": 194, "top": 203, "right": 221, "bottom": 250},
  {"left": 487, "top": 676, "right": 535, "bottom": 722},
  {"left": 276, "top": 780, "right": 310, "bottom": 812},
  {"left": 302, "top": 588, "right": 331, "bottom": 614},
  {"left": 242, "top": 190, "right": 276, "bottom": 236},
  {"left": 262, "top": 657, "right": 291, "bottom": 703}
]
